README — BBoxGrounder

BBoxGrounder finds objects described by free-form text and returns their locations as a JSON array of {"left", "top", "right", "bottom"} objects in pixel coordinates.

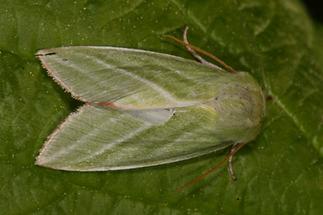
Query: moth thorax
[{"left": 208, "top": 83, "right": 265, "bottom": 143}]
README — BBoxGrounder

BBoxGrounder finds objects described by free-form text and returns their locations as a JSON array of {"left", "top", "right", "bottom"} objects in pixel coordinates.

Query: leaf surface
[{"left": 1, "top": 0, "right": 323, "bottom": 214}]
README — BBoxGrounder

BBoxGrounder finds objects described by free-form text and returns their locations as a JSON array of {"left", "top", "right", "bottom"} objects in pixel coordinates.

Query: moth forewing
[
  {"left": 36, "top": 105, "right": 235, "bottom": 171},
  {"left": 36, "top": 47, "right": 228, "bottom": 109}
]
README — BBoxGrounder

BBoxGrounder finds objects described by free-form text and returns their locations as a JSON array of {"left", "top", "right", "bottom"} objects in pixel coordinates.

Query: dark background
[{"left": 303, "top": 0, "right": 323, "bottom": 23}]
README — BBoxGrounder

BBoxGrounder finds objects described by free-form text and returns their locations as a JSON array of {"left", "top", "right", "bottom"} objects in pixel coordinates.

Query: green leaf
[{"left": 1, "top": 0, "right": 323, "bottom": 214}]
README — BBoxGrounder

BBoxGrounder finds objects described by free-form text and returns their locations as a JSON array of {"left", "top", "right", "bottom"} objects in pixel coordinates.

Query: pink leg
[{"left": 227, "top": 142, "right": 247, "bottom": 181}]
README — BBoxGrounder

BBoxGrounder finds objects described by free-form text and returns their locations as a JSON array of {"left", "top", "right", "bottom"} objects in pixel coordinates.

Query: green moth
[{"left": 35, "top": 28, "right": 265, "bottom": 179}]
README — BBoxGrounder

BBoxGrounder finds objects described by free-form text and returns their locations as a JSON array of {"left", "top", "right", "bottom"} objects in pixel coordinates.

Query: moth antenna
[
  {"left": 182, "top": 27, "right": 220, "bottom": 69},
  {"left": 176, "top": 142, "right": 247, "bottom": 192},
  {"left": 163, "top": 34, "right": 237, "bottom": 74}
]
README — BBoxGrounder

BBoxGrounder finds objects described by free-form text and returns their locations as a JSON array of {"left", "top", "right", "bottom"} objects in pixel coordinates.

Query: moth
[{"left": 35, "top": 27, "right": 265, "bottom": 181}]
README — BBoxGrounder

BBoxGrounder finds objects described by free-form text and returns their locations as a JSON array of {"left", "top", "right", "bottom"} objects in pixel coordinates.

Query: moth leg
[
  {"left": 183, "top": 27, "right": 221, "bottom": 69},
  {"left": 227, "top": 147, "right": 237, "bottom": 181},
  {"left": 176, "top": 142, "right": 247, "bottom": 192},
  {"left": 227, "top": 142, "right": 247, "bottom": 181}
]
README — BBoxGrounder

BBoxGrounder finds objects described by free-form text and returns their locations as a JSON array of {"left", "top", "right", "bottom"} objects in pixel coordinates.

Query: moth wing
[
  {"left": 36, "top": 46, "right": 229, "bottom": 109},
  {"left": 36, "top": 105, "right": 233, "bottom": 171}
]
